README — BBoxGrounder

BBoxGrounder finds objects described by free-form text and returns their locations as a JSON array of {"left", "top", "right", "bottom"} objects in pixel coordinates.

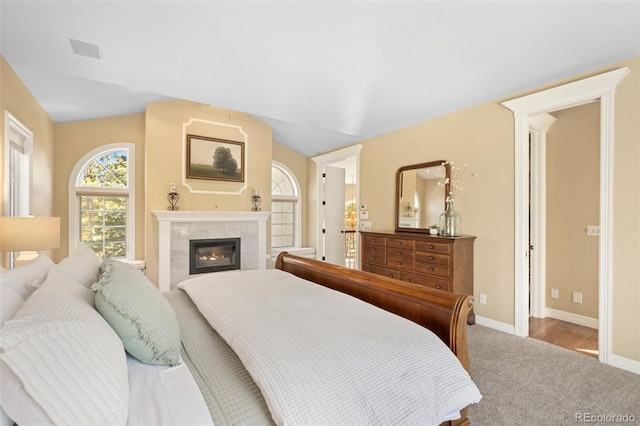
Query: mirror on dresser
[{"left": 395, "top": 160, "right": 450, "bottom": 232}]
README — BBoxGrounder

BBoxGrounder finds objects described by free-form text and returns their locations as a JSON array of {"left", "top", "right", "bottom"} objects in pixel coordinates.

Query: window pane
[
  {"left": 271, "top": 201, "right": 295, "bottom": 249},
  {"left": 80, "top": 150, "right": 128, "bottom": 188},
  {"left": 80, "top": 195, "right": 127, "bottom": 258}
]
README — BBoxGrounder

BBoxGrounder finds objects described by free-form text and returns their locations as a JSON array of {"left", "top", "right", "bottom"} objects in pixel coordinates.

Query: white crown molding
[{"left": 502, "top": 67, "right": 630, "bottom": 115}]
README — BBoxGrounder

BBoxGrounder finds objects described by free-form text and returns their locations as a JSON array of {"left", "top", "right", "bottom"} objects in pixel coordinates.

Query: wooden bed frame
[{"left": 276, "top": 252, "right": 474, "bottom": 426}]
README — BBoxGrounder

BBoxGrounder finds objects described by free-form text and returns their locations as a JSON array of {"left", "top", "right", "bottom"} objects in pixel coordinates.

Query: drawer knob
[
  {"left": 371, "top": 248, "right": 376, "bottom": 251},
  {"left": 435, "top": 285, "right": 442, "bottom": 289},
  {"left": 429, "top": 266, "right": 435, "bottom": 271},
  {"left": 397, "top": 261, "right": 403, "bottom": 266},
  {"left": 371, "top": 257, "right": 376, "bottom": 261},
  {"left": 429, "top": 256, "right": 435, "bottom": 260},
  {"left": 429, "top": 244, "right": 435, "bottom": 249},
  {"left": 405, "top": 278, "right": 412, "bottom": 283},
  {"left": 397, "top": 251, "right": 402, "bottom": 255}
]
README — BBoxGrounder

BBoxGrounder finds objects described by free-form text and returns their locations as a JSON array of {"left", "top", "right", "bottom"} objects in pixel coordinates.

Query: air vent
[{"left": 69, "top": 37, "right": 101, "bottom": 60}]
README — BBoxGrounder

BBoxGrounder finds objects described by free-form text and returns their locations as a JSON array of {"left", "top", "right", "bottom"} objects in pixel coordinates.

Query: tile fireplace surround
[{"left": 152, "top": 211, "right": 271, "bottom": 291}]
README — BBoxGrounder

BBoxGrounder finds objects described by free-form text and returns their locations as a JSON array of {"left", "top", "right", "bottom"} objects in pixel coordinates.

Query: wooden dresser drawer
[
  {"left": 387, "top": 256, "right": 414, "bottom": 271},
  {"left": 363, "top": 235, "right": 386, "bottom": 247},
  {"left": 362, "top": 251, "right": 386, "bottom": 266},
  {"left": 387, "top": 238, "right": 415, "bottom": 250},
  {"left": 387, "top": 247, "right": 414, "bottom": 260},
  {"left": 415, "top": 251, "right": 450, "bottom": 266},
  {"left": 416, "top": 241, "right": 450, "bottom": 255},
  {"left": 362, "top": 263, "right": 400, "bottom": 280},
  {"left": 415, "top": 262, "right": 450, "bottom": 278},
  {"left": 363, "top": 244, "right": 386, "bottom": 256},
  {"left": 400, "top": 271, "right": 450, "bottom": 291}
]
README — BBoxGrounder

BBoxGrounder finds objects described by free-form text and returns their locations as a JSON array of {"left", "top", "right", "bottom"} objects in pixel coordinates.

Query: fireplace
[{"left": 189, "top": 238, "right": 241, "bottom": 275}]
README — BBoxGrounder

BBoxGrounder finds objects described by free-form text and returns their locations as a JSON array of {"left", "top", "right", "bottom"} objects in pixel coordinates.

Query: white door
[{"left": 323, "top": 166, "right": 345, "bottom": 266}]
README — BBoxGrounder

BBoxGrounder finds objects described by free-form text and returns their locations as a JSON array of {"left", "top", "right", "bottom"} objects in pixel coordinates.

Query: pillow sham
[
  {"left": 0, "top": 267, "right": 129, "bottom": 425},
  {"left": 92, "top": 259, "right": 182, "bottom": 366},
  {"left": 57, "top": 243, "right": 101, "bottom": 287},
  {"left": 0, "top": 254, "right": 54, "bottom": 298}
]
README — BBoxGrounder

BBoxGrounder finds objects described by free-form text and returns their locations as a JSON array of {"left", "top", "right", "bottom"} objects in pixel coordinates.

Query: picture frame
[{"left": 186, "top": 134, "right": 245, "bottom": 182}]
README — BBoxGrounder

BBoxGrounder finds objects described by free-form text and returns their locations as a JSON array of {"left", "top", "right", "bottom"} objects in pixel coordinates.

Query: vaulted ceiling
[{"left": 1, "top": 1, "right": 638, "bottom": 156}]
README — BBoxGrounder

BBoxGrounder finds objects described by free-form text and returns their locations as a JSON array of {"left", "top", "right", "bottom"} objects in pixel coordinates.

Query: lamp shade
[{"left": 0, "top": 217, "right": 61, "bottom": 252}]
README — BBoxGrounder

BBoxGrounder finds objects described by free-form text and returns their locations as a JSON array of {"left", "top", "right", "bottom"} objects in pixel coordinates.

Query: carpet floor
[{"left": 466, "top": 325, "right": 640, "bottom": 426}]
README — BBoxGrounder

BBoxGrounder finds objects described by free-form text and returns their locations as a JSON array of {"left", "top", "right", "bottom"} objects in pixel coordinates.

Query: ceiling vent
[{"left": 69, "top": 37, "right": 102, "bottom": 60}]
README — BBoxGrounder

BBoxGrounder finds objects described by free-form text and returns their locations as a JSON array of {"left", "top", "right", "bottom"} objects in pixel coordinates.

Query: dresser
[{"left": 360, "top": 231, "right": 476, "bottom": 324}]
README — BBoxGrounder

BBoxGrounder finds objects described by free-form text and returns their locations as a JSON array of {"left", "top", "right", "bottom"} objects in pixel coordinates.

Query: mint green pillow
[{"left": 91, "top": 259, "right": 181, "bottom": 366}]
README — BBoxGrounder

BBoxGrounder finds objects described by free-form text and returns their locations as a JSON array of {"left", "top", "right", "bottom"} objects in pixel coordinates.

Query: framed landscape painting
[{"left": 186, "top": 134, "right": 245, "bottom": 182}]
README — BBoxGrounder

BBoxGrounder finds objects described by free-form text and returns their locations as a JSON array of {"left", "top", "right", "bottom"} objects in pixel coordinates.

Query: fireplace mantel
[{"left": 152, "top": 210, "right": 270, "bottom": 291}]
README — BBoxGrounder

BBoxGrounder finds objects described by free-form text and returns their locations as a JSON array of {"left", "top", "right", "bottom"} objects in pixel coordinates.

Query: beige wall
[
  {"left": 314, "top": 56, "right": 639, "bottom": 361},
  {"left": 53, "top": 114, "right": 146, "bottom": 262},
  {"left": 610, "top": 57, "right": 640, "bottom": 361},
  {"left": 0, "top": 56, "right": 55, "bottom": 266},
  {"left": 144, "top": 100, "right": 272, "bottom": 284},
  {"left": 546, "top": 102, "right": 600, "bottom": 318}
]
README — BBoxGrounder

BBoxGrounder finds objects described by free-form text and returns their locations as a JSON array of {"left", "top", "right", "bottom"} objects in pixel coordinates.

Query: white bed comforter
[{"left": 179, "top": 269, "right": 481, "bottom": 426}]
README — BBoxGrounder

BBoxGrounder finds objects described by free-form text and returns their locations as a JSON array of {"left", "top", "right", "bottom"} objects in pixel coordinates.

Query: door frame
[
  {"left": 502, "top": 67, "right": 629, "bottom": 365},
  {"left": 311, "top": 144, "right": 362, "bottom": 264},
  {"left": 528, "top": 113, "right": 556, "bottom": 319}
]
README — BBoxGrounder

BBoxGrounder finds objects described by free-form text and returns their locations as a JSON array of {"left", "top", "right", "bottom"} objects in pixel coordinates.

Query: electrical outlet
[
  {"left": 572, "top": 292, "right": 583, "bottom": 304},
  {"left": 479, "top": 294, "right": 487, "bottom": 304},
  {"left": 551, "top": 288, "right": 559, "bottom": 299},
  {"left": 360, "top": 221, "right": 372, "bottom": 229},
  {"left": 586, "top": 225, "right": 600, "bottom": 236},
  {"left": 360, "top": 211, "right": 369, "bottom": 219}
]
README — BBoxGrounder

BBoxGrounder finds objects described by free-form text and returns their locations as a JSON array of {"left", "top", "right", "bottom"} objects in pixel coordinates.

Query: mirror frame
[{"left": 395, "top": 160, "right": 450, "bottom": 233}]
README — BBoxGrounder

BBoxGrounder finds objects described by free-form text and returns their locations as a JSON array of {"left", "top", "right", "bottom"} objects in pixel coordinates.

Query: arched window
[
  {"left": 69, "top": 143, "right": 135, "bottom": 259},
  {"left": 271, "top": 162, "right": 301, "bottom": 249}
]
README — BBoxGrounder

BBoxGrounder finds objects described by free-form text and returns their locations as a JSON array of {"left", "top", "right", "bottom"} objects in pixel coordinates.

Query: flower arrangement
[{"left": 438, "top": 161, "right": 478, "bottom": 202}]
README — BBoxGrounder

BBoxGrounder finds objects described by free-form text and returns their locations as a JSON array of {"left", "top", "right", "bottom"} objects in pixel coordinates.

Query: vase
[{"left": 439, "top": 199, "right": 461, "bottom": 237}]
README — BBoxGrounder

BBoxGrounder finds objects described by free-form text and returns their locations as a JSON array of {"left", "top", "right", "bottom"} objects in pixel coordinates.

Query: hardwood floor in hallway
[{"left": 529, "top": 317, "right": 599, "bottom": 358}]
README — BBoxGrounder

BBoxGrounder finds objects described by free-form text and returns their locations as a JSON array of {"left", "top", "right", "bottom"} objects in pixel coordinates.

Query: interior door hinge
[
  {"left": 322, "top": 173, "right": 326, "bottom": 178},
  {"left": 322, "top": 201, "right": 326, "bottom": 205},
  {"left": 322, "top": 228, "right": 326, "bottom": 234},
  {"left": 322, "top": 256, "right": 326, "bottom": 261}
]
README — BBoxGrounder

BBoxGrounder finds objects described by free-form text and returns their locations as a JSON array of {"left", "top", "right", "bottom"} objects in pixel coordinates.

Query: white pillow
[
  {"left": 0, "top": 284, "right": 24, "bottom": 328},
  {"left": 0, "top": 254, "right": 54, "bottom": 298},
  {"left": 57, "top": 243, "right": 102, "bottom": 287},
  {"left": 0, "top": 267, "right": 129, "bottom": 425}
]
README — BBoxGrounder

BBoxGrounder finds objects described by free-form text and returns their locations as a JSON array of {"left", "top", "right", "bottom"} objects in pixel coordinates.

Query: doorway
[
  {"left": 311, "top": 145, "right": 362, "bottom": 268},
  {"left": 528, "top": 102, "right": 601, "bottom": 356},
  {"left": 503, "top": 67, "right": 629, "bottom": 365}
]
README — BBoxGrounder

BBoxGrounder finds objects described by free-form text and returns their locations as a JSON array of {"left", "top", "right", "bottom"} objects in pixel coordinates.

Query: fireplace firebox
[{"left": 189, "top": 238, "right": 241, "bottom": 275}]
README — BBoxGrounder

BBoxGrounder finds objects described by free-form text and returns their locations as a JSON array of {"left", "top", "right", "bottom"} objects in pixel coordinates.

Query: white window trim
[
  {"left": 4, "top": 112, "right": 34, "bottom": 267},
  {"left": 272, "top": 161, "right": 301, "bottom": 249},
  {"left": 68, "top": 143, "right": 135, "bottom": 259},
  {"left": 3, "top": 111, "right": 33, "bottom": 217}
]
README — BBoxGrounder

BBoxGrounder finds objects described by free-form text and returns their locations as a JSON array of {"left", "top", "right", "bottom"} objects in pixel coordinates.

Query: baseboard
[
  {"left": 610, "top": 354, "right": 640, "bottom": 375},
  {"left": 474, "top": 315, "right": 515, "bottom": 334},
  {"left": 545, "top": 308, "right": 598, "bottom": 329}
]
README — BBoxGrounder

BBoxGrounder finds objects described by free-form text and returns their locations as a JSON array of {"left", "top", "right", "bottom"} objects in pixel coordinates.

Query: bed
[{"left": 0, "top": 246, "right": 481, "bottom": 426}]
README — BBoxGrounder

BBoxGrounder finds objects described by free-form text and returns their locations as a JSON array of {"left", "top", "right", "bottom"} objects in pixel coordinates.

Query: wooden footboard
[{"left": 275, "top": 252, "right": 474, "bottom": 373}]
